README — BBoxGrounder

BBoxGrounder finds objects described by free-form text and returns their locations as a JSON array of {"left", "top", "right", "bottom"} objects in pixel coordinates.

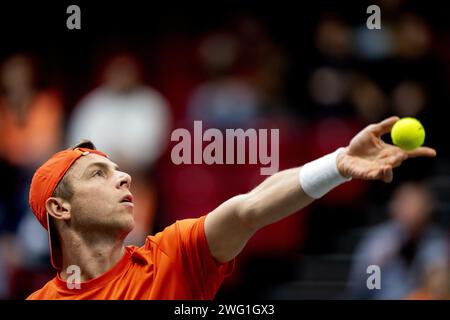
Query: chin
[
  {"left": 115, "top": 220, "right": 135, "bottom": 240},
  {"left": 111, "top": 215, "right": 135, "bottom": 233},
  {"left": 124, "top": 217, "right": 136, "bottom": 232}
]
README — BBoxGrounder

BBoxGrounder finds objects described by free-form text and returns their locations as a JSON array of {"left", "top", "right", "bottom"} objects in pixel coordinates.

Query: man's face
[
  {"left": 390, "top": 183, "right": 432, "bottom": 232},
  {"left": 65, "top": 154, "right": 135, "bottom": 236}
]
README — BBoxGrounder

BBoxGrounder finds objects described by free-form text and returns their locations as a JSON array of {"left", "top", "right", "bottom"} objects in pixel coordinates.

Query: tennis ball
[{"left": 390, "top": 117, "right": 425, "bottom": 150}]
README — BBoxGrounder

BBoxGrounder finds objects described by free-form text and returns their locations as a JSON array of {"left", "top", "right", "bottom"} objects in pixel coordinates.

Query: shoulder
[
  {"left": 141, "top": 216, "right": 206, "bottom": 255},
  {"left": 355, "top": 223, "right": 399, "bottom": 253},
  {"left": 132, "top": 86, "right": 170, "bottom": 111},
  {"left": 74, "top": 87, "right": 112, "bottom": 110},
  {"left": 26, "top": 278, "right": 58, "bottom": 300},
  {"left": 364, "top": 222, "right": 399, "bottom": 240},
  {"left": 137, "top": 86, "right": 167, "bottom": 101},
  {"left": 152, "top": 216, "right": 205, "bottom": 241}
]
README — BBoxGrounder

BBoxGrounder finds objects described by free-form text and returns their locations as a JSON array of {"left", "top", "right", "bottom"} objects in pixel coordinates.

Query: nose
[{"left": 116, "top": 171, "right": 132, "bottom": 189}]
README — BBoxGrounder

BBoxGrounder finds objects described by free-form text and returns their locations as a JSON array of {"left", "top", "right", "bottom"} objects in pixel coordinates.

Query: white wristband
[{"left": 299, "top": 148, "right": 352, "bottom": 199}]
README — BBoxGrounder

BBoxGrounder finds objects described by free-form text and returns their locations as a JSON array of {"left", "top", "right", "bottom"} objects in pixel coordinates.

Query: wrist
[
  {"left": 299, "top": 148, "right": 352, "bottom": 199},
  {"left": 336, "top": 147, "right": 352, "bottom": 179}
]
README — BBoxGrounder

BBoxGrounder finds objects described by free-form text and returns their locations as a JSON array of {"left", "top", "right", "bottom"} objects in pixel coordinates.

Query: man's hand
[{"left": 336, "top": 116, "right": 437, "bottom": 183}]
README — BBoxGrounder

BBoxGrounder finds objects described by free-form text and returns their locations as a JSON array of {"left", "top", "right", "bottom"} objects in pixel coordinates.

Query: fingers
[
  {"left": 360, "top": 164, "right": 393, "bottom": 183},
  {"left": 382, "top": 152, "right": 408, "bottom": 168},
  {"left": 369, "top": 116, "right": 400, "bottom": 136},
  {"left": 379, "top": 146, "right": 435, "bottom": 180},
  {"left": 406, "top": 147, "right": 437, "bottom": 158},
  {"left": 370, "top": 145, "right": 435, "bottom": 182},
  {"left": 382, "top": 145, "right": 436, "bottom": 163},
  {"left": 381, "top": 165, "right": 393, "bottom": 183},
  {"left": 369, "top": 165, "right": 393, "bottom": 183}
]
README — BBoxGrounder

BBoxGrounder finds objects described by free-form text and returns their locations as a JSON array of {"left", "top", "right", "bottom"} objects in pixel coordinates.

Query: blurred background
[{"left": 0, "top": 0, "right": 449, "bottom": 299}]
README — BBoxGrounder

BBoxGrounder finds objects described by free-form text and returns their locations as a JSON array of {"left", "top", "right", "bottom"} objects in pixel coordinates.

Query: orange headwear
[{"left": 29, "top": 146, "right": 108, "bottom": 268}]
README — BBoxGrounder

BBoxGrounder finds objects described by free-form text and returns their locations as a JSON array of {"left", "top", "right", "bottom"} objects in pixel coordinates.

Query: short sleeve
[{"left": 146, "top": 215, "right": 234, "bottom": 299}]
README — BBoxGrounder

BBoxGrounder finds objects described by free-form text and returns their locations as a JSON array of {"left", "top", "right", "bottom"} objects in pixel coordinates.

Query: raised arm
[{"left": 204, "top": 117, "right": 436, "bottom": 263}]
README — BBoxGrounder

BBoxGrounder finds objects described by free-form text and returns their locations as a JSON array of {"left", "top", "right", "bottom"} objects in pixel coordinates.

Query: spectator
[
  {"left": 348, "top": 181, "right": 449, "bottom": 299},
  {"left": 405, "top": 259, "right": 450, "bottom": 300},
  {"left": 187, "top": 31, "right": 261, "bottom": 128},
  {"left": 0, "top": 53, "right": 63, "bottom": 299},
  {"left": 0, "top": 54, "right": 63, "bottom": 167},
  {"left": 68, "top": 53, "right": 171, "bottom": 170}
]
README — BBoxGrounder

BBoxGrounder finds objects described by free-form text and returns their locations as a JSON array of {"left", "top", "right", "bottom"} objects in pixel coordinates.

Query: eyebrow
[{"left": 83, "top": 162, "right": 119, "bottom": 175}]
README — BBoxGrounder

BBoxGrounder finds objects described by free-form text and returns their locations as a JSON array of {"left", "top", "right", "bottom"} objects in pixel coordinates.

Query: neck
[{"left": 59, "top": 230, "right": 126, "bottom": 282}]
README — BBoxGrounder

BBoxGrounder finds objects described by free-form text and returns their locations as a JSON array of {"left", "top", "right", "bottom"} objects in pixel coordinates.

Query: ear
[{"left": 45, "top": 197, "right": 71, "bottom": 221}]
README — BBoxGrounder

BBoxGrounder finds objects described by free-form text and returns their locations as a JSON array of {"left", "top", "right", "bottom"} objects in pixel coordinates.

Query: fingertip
[
  {"left": 423, "top": 147, "right": 437, "bottom": 157},
  {"left": 399, "top": 152, "right": 408, "bottom": 161},
  {"left": 385, "top": 116, "right": 399, "bottom": 125},
  {"left": 383, "top": 165, "right": 393, "bottom": 183},
  {"left": 390, "top": 115, "right": 400, "bottom": 122},
  {"left": 407, "top": 147, "right": 437, "bottom": 158},
  {"left": 373, "top": 117, "right": 401, "bottom": 135}
]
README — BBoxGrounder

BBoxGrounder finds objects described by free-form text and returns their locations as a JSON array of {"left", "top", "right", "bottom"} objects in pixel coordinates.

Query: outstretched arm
[{"left": 204, "top": 117, "right": 436, "bottom": 263}]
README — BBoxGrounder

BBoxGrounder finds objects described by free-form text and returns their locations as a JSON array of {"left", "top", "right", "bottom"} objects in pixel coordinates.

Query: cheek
[{"left": 72, "top": 186, "right": 115, "bottom": 213}]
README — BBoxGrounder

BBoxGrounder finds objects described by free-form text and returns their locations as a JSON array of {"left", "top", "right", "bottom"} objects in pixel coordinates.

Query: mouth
[{"left": 120, "top": 194, "right": 134, "bottom": 204}]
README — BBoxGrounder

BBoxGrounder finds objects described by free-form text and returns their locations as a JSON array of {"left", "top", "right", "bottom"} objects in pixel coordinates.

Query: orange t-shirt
[
  {"left": 26, "top": 215, "right": 234, "bottom": 300},
  {"left": 0, "top": 91, "right": 63, "bottom": 166}
]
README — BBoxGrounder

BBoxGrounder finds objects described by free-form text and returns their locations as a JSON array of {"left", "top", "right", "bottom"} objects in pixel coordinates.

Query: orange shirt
[
  {"left": 405, "top": 289, "right": 450, "bottom": 300},
  {"left": 0, "top": 91, "right": 63, "bottom": 166},
  {"left": 26, "top": 215, "right": 234, "bottom": 300}
]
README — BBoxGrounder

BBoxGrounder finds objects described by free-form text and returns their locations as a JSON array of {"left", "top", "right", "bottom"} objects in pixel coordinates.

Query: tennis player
[{"left": 26, "top": 116, "right": 436, "bottom": 299}]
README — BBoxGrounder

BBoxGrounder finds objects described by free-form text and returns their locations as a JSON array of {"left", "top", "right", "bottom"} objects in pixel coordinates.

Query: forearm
[
  {"left": 205, "top": 167, "right": 311, "bottom": 263},
  {"left": 238, "top": 167, "right": 313, "bottom": 230},
  {"left": 206, "top": 149, "right": 349, "bottom": 263},
  {"left": 240, "top": 146, "right": 351, "bottom": 230}
]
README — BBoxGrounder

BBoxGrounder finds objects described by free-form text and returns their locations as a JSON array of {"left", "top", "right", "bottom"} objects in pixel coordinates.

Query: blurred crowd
[{"left": 0, "top": 0, "right": 449, "bottom": 299}]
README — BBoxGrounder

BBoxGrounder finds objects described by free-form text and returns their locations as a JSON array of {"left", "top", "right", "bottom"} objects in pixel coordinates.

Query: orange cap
[{"left": 29, "top": 146, "right": 108, "bottom": 268}]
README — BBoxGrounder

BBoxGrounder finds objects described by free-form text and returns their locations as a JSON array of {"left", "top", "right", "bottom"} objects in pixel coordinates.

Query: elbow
[{"left": 236, "top": 193, "right": 263, "bottom": 232}]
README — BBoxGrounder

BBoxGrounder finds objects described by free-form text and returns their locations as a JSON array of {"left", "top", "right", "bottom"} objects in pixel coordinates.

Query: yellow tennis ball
[{"left": 391, "top": 117, "right": 425, "bottom": 150}]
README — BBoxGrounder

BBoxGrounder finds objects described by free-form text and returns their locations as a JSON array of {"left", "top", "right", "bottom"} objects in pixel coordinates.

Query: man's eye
[{"left": 93, "top": 170, "right": 105, "bottom": 177}]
